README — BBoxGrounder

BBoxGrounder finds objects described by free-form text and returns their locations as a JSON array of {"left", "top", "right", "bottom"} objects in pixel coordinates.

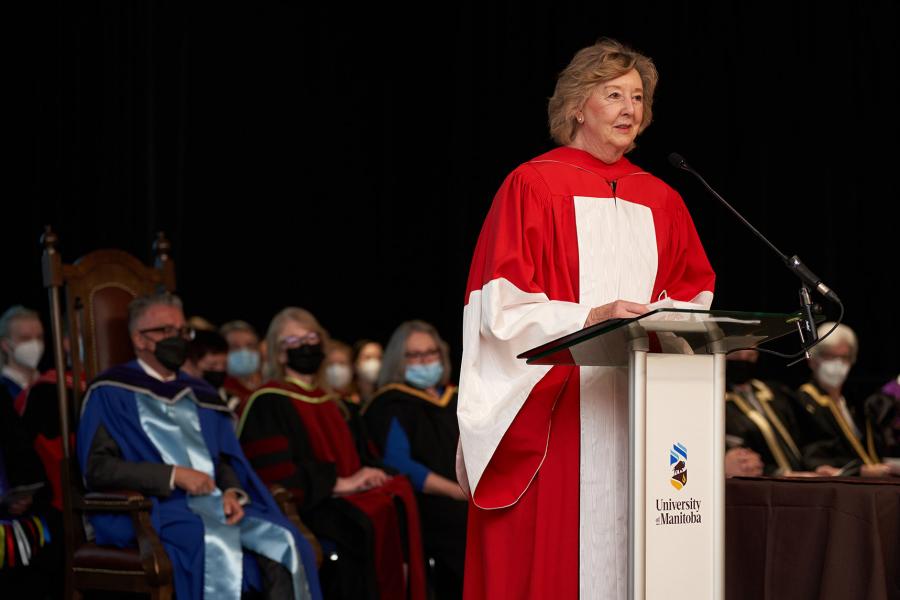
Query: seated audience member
[
  {"left": 323, "top": 340, "right": 359, "bottom": 407},
  {"left": 864, "top": 374, "right": 900, "bottom": 458},
  {"left": 363, "top": 320, "right": 467, "bottom": 600},
  {"left": 352, "top": 339, "right": 383, "bottom": 406},
  {"left": 17, "top": 372, "right": 83, "bottom": 515},
  {"left": 796, "top": 322, "right": 893, "bottom": 477},
  {"left": 16, "top": 321, "right": 84, "bottom": 512},
  {"left": 321, "top": 339, "right": 372, "bottom": 459},
  {"left": 182, "top": 329, "right": 239, "bottom": 412},
  {"left": 77, "top": 293, "right": 321, "bottom": 600},
  {"left": 238, "top": 307, "right": 426, "bottom": 600},
  {"left": 0, "top": 306, "right": 44, "bottom": 401},
  {"left": 0, "top": 385, "right": 62, "bottom": 598},
  {"left": 221, "top": 320, "right": 264, "bottom": 414},
  {"left": 725, "top": 349, "right": 812, "bottom": 476}
]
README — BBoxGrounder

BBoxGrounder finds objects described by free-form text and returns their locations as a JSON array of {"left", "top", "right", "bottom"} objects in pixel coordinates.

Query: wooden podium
[{"left": 519, "top": 308, "right": 812, "bottom": 600}]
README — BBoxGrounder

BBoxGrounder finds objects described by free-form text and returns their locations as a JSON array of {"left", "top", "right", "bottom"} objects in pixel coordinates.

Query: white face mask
[
  {"left": 325, "top": 363, "right": 353, "bottom": 390},
  {"left": 13, "top": 339, "right": 44, "bottom": 370},
  {"left": 356, "top": 358, "right": 382, "bottom": 384},
  {"left": 816, "top": 358, "right": 851, "bottom": 389}
]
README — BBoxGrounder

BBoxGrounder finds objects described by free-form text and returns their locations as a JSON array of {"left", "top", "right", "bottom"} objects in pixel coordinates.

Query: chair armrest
[
  {"left": 77, "top": 489, "right": 172, "bottom": 585},
  {"left": 78, "top": 490, "right": 154, "bottom": 512},
  {"left": 131, "top": 506, "right": 172, "bottom": 584},
  {"left": 270, "top": 485, "right": 323, "bottom": 567}
]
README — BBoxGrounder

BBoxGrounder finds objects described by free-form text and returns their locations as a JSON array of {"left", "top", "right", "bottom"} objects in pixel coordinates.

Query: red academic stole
[
  {"left": 264, "top": 379, "right": 427, "bottom": 600},
  {"left": 16, "top": 369, "right": 85, "bottom": 511}
]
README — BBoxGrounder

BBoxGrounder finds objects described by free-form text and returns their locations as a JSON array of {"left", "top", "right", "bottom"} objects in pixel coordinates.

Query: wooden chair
[
  {"left": 41, "top": 226, "right": 318, "bottom": 598},
  {"left": 41, "top": 226, "right": 176, "bottom": 599}
]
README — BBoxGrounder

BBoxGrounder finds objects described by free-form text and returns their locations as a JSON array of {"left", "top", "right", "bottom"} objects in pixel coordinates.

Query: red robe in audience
[
  {"left": 16, "top": 370, "right": 84, "bottom": 512},
  {"left": 238, "top": 377, "right": 426, "bottom": 600}
]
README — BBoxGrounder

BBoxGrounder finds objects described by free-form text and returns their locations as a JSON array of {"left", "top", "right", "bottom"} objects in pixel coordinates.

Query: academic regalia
[
  {"left": 77, "top": 361, "right": 321, "bottom": 600},
  {"left": 458, "top": 146, "right": 715, "bottom": 599},
  {"left": 17, "top": 370, "right": 83, "bottom": 511},
  {"left": 796, "top": 380, "right": 885, "bottom": 469},
  {"left": 865, "top": 377, "right": 900, "bottom": 457},
  {"left": 238, "top": 377, "right": 427, "bottom": 600},
  {"left": 364, "top": 383, "right": 466, "bottom": 600},
  {"left": 224, "top": 375, "right": 256, "bottom": 416},
  {"left": 0, "top": 385, "right": 59, "bottom": 597},
  {"left": 0, "top": 370, "right": 27, "bottom": 404},
  {"left": 725, "top": 379, "right": 808, "bottom": 474}
]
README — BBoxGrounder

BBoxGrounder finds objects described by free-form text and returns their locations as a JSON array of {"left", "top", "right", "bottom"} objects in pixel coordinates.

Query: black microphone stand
[{"left": 668, "top": 153, "right": 843, "bottom": 363}]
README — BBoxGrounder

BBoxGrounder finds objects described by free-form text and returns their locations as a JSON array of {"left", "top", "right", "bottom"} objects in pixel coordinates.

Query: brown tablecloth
[{"left": 726, "top": 477, "right": 900, "bottom": 600}]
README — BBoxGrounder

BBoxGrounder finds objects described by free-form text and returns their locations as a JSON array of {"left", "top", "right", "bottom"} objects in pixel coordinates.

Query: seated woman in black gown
[{"left": 363, "top": 320, "right": 467, "bottom": 600}]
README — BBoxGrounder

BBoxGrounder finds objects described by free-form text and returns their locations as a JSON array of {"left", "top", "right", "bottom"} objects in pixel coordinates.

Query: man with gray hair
[
  {"left": 77, "top": 292, "right": 321, "bottom": 600},
  {"left": 0, "top": 305, "right": 45, "bottom": 400},
  {"left": 796, "top": 322, "right": 893, "bottom": 477}
]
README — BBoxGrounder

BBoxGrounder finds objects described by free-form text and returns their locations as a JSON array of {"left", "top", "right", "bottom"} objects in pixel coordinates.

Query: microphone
[{"left": 668, "top": 152, "right": 840, "bottom": 304}]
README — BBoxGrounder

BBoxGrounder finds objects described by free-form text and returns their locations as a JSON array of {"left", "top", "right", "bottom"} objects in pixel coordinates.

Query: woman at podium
[{"left": 457, "top": 38, "right": 716, "bottom": 599}]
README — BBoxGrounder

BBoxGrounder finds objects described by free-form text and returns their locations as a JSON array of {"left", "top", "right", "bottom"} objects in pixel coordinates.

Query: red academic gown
[
  {"left": 457, "top": 147, "right": 715, "bottom": 599},
  {"left": 238, "top": 377, "right": 427, "bottom": 600}
]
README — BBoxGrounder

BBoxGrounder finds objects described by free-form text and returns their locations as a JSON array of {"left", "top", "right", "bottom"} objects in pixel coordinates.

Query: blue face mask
[
  {"left": 227, "top": 348, "right": 260, "bottom": 377},
  {"left": 405, "top": 361, "right": 444, "bottom": 389}
]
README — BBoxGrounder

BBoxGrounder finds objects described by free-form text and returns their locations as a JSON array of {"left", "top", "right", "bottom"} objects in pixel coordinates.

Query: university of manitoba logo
[
  {"left": 655, "top": 442, "right": 701, "bottom": 526},
  {"left": 670, "top": 442, "right": 688, "bottom": 490}
]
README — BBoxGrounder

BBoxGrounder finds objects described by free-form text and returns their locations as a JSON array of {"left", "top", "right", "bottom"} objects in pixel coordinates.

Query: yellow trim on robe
[
  {"left": 727, "top": 391, "right": 792, "bottom": 472},
  {"left": 31, "top": 516, "right": 45, "bottom": 547},
  {"left": 237, "top": 382, "right": 340, "bottom": 435},
  {"left": 750, "top": 380, "right": 803, "bottom": 461},
  {"left": 362, "top": 383, "right": 458, "bottom": 415},
  {"left": 800, "top": 383, "right": 876, "bottom": 466}
]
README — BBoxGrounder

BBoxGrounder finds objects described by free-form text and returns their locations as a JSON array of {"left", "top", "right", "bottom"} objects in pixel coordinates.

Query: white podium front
[{"left": 519, "top": 309, "right": 811, "bottom": 600}]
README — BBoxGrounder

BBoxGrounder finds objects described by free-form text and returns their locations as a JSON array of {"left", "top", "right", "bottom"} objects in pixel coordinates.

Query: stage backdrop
[{"left": 6, "top": 1, "right": 898, "bottom": 397}]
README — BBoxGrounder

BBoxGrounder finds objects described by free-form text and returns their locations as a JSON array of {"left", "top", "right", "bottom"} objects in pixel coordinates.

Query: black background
[{"left": 6, "top": 1, "right": 898, "bottom": 399}]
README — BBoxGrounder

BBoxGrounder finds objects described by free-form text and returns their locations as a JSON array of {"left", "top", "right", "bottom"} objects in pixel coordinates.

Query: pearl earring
[{"left": 576, "top": 114, "right": 584, "bottom": 123}]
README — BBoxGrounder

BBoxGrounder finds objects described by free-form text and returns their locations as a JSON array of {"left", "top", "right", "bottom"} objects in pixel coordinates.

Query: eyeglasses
[
  {"left": 278, "top": 332, "right": 321, "bottom": 349},
  {"left": 405, "top": 348, "right": 440, "bottom": 363},
  {"left": 139, "top": 325, "right": 196, "bottom": 341}
]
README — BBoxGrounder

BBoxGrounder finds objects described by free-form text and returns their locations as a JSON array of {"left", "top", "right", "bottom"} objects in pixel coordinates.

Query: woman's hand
[
  {"left": 584, "top": 300, "right": 649, "bottom": 327},
  {"left": 334, "top": 467, "right": 391, "bottom": 495}
]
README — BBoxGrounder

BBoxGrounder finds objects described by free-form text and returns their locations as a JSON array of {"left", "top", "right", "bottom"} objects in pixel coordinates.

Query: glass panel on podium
[{"left": 519, "top": 308, "right": 814, "bottom": 367}]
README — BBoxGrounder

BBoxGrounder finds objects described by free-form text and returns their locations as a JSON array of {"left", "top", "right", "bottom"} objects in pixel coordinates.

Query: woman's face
[
  {"left": 404, "top": 331, "right": 440, "bottom": 367},
  {"left": 326, "top": 347, "right": 352, "bottom": 368},
  {"left": 276, "top": 321, "right": 320, "bottom": 367},
  {"left": 575, "top": 69, "right": 644, "bottom": 160},
  {"left": 226, "top": 329, "right": 258, "bottom": 352},
  {"left": 356, "top": 342, "right": 383, "bottom": 366}
]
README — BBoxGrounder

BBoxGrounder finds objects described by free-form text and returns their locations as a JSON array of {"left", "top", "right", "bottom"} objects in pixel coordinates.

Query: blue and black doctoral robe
[{"left": 77, "top": 361, "right": 321, "bottom": 600}]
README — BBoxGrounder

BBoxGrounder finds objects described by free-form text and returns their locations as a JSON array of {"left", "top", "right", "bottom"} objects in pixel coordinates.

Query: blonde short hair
[{"left": 548, "top": 38, "right": 659, "bottom": 148}]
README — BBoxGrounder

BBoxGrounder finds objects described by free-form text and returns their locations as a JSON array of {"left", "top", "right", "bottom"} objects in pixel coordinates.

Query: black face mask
[
  {"left": 202, "top": 370, "right": 227, "bottom": 389},
  {"left": 154, "top": 336, "right": 188, "bottom": 372},
  {"left": 286, "top": 343, "right": 325, "bottom": 375},
  {"left": 727, "top": 360, "right": 757, "bottom": 385}
]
